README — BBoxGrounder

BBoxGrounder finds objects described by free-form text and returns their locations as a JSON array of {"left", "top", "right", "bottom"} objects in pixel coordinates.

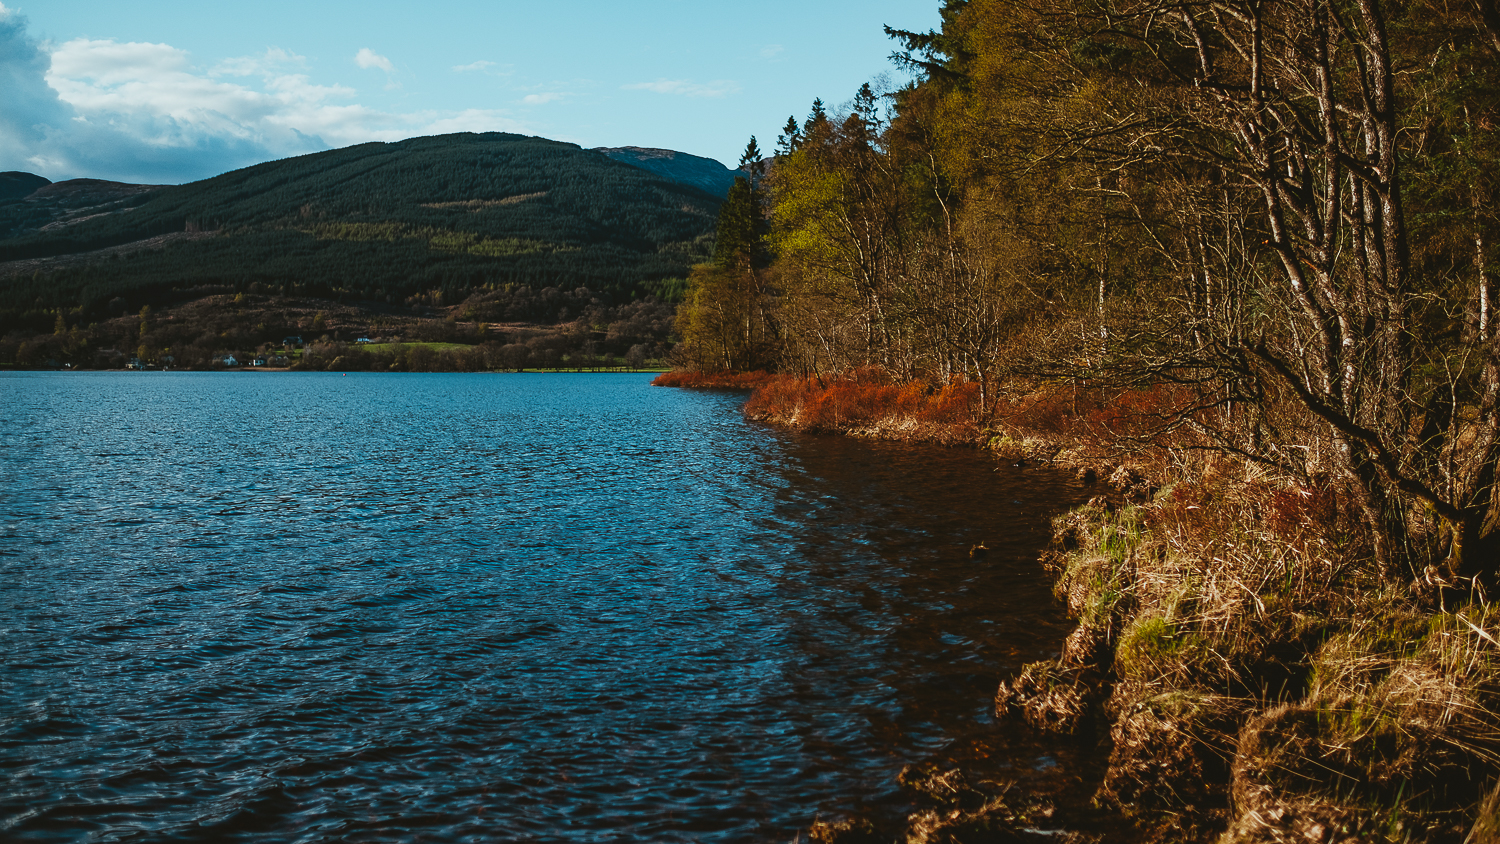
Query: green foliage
[
  {"left": 305, "top": 221, "right": 556, "bottom": 258},
  {"left": 641, "top": 276, "right": 689, "bottom": 303},
  {"left": 711, "top": 177, "right": 763, "bottom": 270},
  {"left": 1115, "top": 614, "right": 1211, "bottom": 682},
  {"left": 675, "top": 142, "right": 778, "bottom": 371},
  {"left": 673, "top": 262, "right": 778, "bottom": 372}
]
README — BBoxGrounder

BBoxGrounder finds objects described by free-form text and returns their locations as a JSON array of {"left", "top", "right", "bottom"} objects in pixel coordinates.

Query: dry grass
[
  {"left": 740, "top": 370, "right": 983, "bottom": 443},
  {"left": 650, "top": 370, "right": 776, "bottom": 389},
  {"left": 1031, "top": 463, "right": 1500, "bottom": 842}
]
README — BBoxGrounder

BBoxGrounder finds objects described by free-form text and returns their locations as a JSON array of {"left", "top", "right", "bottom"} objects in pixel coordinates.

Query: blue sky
[{"left": 0, "top": 0, "right": 938, "bottom": 184}]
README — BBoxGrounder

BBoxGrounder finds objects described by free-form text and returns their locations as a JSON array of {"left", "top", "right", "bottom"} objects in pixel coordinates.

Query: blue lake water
[{"left": 0, "top": 371, "right": 1088, "bottom": 842}]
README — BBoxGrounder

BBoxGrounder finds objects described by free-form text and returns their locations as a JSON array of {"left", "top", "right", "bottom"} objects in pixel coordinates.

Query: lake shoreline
[
  {"left": 660, "top": 370, "right": 1500, "bottom": 843},
  {"left": 0, "top": 365, "right": 673, "bottom": 374}
]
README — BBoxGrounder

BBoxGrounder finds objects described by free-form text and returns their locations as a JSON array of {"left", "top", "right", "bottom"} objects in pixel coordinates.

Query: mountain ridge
[
  {"left": 0, "top": 142, "right": 736, "bottom": 236},
  {"left": 0, "top": 171, "right": 53, "bottom": 202},
  {"left": 0, "top": 133, "right": 721, "bottom": 334},
  {"left": 594, "top": 146, "right": 741, "bottom": 198}
]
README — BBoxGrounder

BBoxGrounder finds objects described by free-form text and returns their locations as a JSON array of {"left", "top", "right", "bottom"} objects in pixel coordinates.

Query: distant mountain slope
[
  {"left": 595, "top": 147, "right": 740, "bottom": 198},
  {"left": 0, "top": 172, "right": 52, "bottom": 202},
  {"left": 0, "top": 178, "right": 165, "bottom": 237},
  {"left": 0, "top": 133, "right": 719, "bottom": 331}
]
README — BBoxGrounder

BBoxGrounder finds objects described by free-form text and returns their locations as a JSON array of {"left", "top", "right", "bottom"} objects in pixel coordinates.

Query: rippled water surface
[{"left": 1, "top": 372, "right": 1090, "bottom": 842}]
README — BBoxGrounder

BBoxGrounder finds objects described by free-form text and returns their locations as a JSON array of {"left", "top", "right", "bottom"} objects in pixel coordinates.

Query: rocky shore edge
[{"left": 659, "top": 372, "right": 1500, "bottom": 844}]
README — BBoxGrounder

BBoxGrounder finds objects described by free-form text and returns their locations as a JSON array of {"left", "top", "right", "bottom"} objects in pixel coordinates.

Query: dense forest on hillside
[
  {"left": 0, "top": 133, "right": 718, "bottom": 335},
  {"left": 671, "top": 0, "right": 1500, "bottom": 839}
]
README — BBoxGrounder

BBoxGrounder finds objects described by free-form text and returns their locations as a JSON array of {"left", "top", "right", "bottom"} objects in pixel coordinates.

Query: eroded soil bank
[{"left": 660, "top": 372, "right": 1500, "bottom": 844}]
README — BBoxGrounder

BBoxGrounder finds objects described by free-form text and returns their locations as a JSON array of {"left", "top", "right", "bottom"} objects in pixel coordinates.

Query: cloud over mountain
[{"left": 0, "top": 8, "right": 528, "bottom": 184}]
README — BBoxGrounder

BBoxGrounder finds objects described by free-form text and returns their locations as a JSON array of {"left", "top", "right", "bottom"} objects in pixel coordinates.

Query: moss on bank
[{"left": 1003, "top": 483, "right": 1500, "bottom": 843}]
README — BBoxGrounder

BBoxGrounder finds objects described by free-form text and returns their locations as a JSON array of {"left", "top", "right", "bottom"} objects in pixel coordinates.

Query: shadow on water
[
  {"left": 761, "top": 433, "right": 1100, "bottom": 830},
  {"left": 0, "top": 372, "right": 1098, "bottom": 843}
]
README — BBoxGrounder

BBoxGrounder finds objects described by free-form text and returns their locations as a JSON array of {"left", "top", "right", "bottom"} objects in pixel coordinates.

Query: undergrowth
[
  {"left": 649, "top": 370, "right": 775, "bottom": 389},
  {"left": 1018, "top": 467, "right": 1500, "bottom": 843},
  {"left": 741, "top": 368, "right": 982, "bottom": 443}
]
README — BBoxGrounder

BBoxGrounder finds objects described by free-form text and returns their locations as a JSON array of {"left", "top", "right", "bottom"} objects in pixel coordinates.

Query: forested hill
[
  {"left": 0, "top": 172, "right": 53, "bottom": 202},
  {"left": 0, "top": 133, "right": 720, "bottom": 332}
]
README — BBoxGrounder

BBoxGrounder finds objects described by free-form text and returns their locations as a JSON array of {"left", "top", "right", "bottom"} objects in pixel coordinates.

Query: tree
[
  {"left": 771, "top": 84, "right": 922, "bottom": 376},
  {"left": 1041, "top": 0, "right": 1500, "bottom": 579},
  {"left": 739, "top": 136, "right": 765, "bottom": 187},
  {"left": 804, "top": 98, "right": 829, "bottom": 138},
  {"left": 777, "top": 116, "right": 802, "bottom": 156},
  {"left": 675, "top": 138, "right": 780, "bottom": 372},
  {"left": 626, "top": 344, "right": 647, "bottom": 370}
]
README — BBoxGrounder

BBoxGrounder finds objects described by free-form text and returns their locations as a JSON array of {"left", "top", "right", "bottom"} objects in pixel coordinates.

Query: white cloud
[
  {"left": 622, "top": 78, "right": 739, "bottom": 98},
  {"left": 0, "top": 16, "right": 532, "bottom": 184},
  {"left": 759, "top": 44, "right": 785, "bottom": 60},
  {"left": 212, "top": 47, "right": 306, "bottom": 78},
  {"left": 46, "top": 38, "right": 362, "bottom": 149},
  {"left": 50, "top": 39, "right": 192, "bottom": 84},
  {"left": 521, "top": 92, "right": 566, "bottom": 105},
  {"left": 354, "top": 48, "right": 394, "bottom": 72},
  {"left": 452, "top": 60, "right": 495, "bottom": 73}
]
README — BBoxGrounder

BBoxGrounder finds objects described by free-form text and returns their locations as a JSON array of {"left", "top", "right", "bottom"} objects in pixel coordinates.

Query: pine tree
[
  {"left": 776, "top": 116, "right": 802, "bottom": 156},
  {"left": 852, "top": 83, "right": 880, "bottom": 138},
  {"left": 804, "top": 99, "right": 828, "bottom": 135},
  {"left": 739, "top": 136, "right": 765, "bottom": 187},
  {"left": 712, "top": 178, "right": 760, "bottom": 272}
]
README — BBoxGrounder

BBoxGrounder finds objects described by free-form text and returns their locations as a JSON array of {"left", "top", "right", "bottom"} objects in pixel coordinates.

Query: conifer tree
[
  {"left": 712, "top": 178, "right": 759, "bottom": 272},
  {"left": 804, "top": 99, "right": 828, "bottom": 136},
  {"left": 675, "top": 136, "right": 778, "bottom": 372},
  {"left": 776, "top": 116, "right": 802, "bottom": 156},
  {"left": 739, "top": 136, "right": 765, "bottom": 187}
]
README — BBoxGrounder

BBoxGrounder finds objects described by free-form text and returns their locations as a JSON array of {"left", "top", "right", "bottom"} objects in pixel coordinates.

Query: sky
[{"left": 0, "top": 0, "right": 939, "bottom": 185}]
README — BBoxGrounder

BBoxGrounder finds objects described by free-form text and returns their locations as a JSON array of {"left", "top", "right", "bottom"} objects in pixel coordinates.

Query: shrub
[{"left": 740, "top": 371, "right": 981, "bottom": 441}]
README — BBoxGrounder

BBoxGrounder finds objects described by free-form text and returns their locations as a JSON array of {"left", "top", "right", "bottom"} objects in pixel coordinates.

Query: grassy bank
[
  {"left": 1005, "top": 488, "right": 1500, "bottom": 842},
  {"left": 666, "top": 370, "right": 1500, "bottom": 842},
  {"left": 650, "top": 370, "right": 777, "bottom": 389}
]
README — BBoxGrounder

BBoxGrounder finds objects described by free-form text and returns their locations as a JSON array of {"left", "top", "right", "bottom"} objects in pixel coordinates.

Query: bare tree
[{"left": 1087, "top": 0, "right": 1500, "bottom": 578}]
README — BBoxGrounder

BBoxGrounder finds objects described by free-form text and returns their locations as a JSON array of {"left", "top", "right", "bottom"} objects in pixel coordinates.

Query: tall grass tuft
[{"left": 1017, "top": 457, "right": 1500, "bottom": 842}]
